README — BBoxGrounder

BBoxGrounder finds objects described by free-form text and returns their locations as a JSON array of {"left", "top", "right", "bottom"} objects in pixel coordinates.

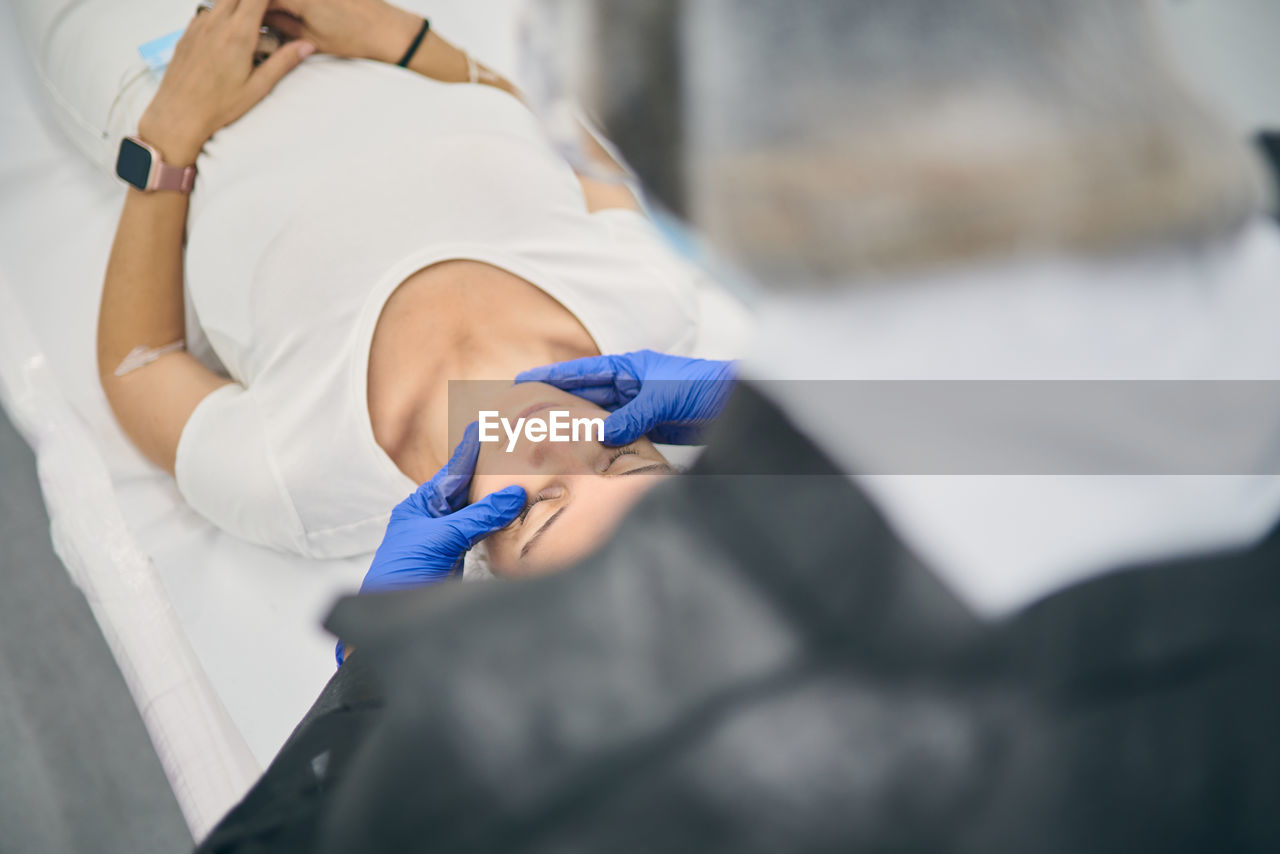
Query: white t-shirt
[{"left": 176, "top": 57, "right": 743, "bottom": 558}]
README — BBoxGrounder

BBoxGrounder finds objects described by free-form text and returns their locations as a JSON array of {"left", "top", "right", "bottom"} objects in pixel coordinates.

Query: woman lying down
[{"left": 90, "top": 0, "right": 745, "bottom": 567}]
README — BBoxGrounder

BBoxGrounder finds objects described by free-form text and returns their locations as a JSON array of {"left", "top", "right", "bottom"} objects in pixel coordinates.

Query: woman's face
[{"left": 468, "top": 383, "right": 674, "bottom": 577}]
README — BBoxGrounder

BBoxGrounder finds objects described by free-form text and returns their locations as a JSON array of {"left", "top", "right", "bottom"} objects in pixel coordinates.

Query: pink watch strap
[{"left": 153, "top": 160, "right": 197, "bottom": 193}]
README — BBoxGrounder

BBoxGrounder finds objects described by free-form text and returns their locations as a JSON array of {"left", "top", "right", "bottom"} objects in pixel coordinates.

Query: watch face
[{"left": 116, "top": 138, "right": 154, "bottom": 190}]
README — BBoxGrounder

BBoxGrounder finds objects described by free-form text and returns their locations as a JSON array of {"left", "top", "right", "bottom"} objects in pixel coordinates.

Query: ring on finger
[{"left": 196, "top": 0, "right": 215, "bottom": 13}]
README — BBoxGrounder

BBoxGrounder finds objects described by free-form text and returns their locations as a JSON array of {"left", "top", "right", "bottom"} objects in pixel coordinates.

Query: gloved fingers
[
  {"left": 549, "top": 384, "right": 625, "bottom": 409},
  {"left": 360, "top": 558, "right": 456, "bottom": 594},
  {"left": 516, "top": 355, "right": 647, "bottom": 406},
  {"left": 601, "top": 398, "right": 661, "bottom": 446},
  {"left": 516, "top": 367, "right": 620, "bottom": 390},
  {"left": 417, "top": 422, "right": 483, "bottom": 517},
  {"left": 600, "top": 378, "right": 726, "bottom": 446},
  {"left": 515, "top": 354, "right": 622, "bottom": 388},
  {"left": 442, "top": 485, "right": 528, "bottom": 550}
]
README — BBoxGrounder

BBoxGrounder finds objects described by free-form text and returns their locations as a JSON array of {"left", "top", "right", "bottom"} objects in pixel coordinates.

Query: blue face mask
[
  {"left": 647, "top": 202, "right": 763, "bottom": 307},
  {"left": 138, "top": 29, "right": 185, "bottom": 72}
]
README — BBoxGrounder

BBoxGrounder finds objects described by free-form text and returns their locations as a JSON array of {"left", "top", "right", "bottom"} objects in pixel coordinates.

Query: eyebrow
[
  {"left": 521, "top": 506, "right": 567, "bottom": 558},
  {"left": 618, "top": 463, "right": 675, "bottom": 477}
]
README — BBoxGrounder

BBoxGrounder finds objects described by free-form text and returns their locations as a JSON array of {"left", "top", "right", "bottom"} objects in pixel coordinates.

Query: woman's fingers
[
  {"left": 208, "top": 0, "right": 240, "bottom": 17},
  {"left": 263, "top": 10, "right": 307, "bottom": 41},
  {"left": 233, "top": 0, "right": 273, "bottom": 26},
  {"left": 243, "top": 39, "right": 314, "bottom": 106},
  {"left": 266, "top": 0, "right": 308, "bottom": 14}
]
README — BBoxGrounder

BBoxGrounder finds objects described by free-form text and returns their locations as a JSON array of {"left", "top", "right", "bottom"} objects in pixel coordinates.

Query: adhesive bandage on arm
[{"left": 114, "top": 339, "right": 186, "bottom": 377}]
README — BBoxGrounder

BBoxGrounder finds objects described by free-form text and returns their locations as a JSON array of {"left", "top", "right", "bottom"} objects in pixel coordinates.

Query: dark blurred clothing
[
  {"left": 1260, "top": 131, "right": 1280, "bottom": 222},
  {"left": 197, "top": 651, "right": 383, "bottom": 854},
  {"left": 199, "top": 384, "right": 1280, "bottom": 854}
]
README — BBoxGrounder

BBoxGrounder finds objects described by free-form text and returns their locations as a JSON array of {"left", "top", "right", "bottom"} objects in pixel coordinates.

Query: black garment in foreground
[
  {"left": 201, "top": 384, "right": 1280, "bottom": 854},
  {"left": 1258, "top": 131, "right": 1279, "bottom": 223},
  {"left": 197, "top": 652, "right": 384, "bottom": 854}
]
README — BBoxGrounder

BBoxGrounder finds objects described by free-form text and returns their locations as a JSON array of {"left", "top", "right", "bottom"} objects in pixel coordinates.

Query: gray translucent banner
[{"left": 450, "top": 379, "right": 1280, "bottom": 476}]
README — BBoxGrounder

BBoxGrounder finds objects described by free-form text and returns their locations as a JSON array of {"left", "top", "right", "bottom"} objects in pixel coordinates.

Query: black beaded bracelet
[{"left": 397, "top": 17, "right": 431, "bottom": 68}]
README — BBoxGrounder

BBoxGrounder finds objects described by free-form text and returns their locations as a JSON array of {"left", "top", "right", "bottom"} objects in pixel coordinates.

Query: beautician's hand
[
  {"left": 138, "top": 0, "right": 315, "bottom": 164},
  {"left": 359, "top": 423, "right": 526, "bottom": 594},
  {"left": 517, "top": 350, "right": 737, "bottom": 446},
  {"left": 264, "top": 0, "right": 422, "bottom": 64}
]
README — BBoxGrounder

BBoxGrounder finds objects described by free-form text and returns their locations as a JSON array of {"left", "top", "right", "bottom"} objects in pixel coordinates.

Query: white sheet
[{"left": 0, "top": 0, "right": 526, "bottom": 838}]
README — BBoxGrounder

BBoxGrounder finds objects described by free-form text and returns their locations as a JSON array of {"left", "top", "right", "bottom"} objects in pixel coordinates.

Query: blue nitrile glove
[
  {"left": 360, "top": 422, "right": 526, "bottom": 594},
  {"left": 338, "top": 424, "right": 525, "bottom": 665},
  {"left": 516, "top": 350, "right": 736, "bottom": 446}
]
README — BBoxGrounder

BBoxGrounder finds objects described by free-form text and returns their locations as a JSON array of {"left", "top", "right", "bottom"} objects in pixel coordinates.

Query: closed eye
[
  {"left": 606, "top": 446, "right": 672, "bottom": 476},
  {"left": 618, "top": 463, "right": 675, "bottom": 476},
  {"left": 607, "top": 447, "right": 640, "bottom": 467},
  {"left": 509, "top": 491, "right": 553, "bottom": 529}
]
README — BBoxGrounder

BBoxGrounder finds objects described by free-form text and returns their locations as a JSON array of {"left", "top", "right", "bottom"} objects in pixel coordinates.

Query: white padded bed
[{"left": 0, "top": 0, "right": 528, "bottom": 838}]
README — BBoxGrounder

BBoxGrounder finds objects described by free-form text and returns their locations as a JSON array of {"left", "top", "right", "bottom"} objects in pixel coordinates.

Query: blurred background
[{"left": 1162, "top": 0, "right": 1280, "bottom": 130}]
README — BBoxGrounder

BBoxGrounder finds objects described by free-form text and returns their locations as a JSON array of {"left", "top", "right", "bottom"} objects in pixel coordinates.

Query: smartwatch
[{"left": 115, "top": 136, "right": 197, "bottom": 193}]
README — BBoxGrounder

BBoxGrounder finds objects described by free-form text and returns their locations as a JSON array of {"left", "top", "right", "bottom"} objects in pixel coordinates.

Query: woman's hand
[
  {"left": 138, "top": 0, "right": 315, "bottom": 165},
  {"left": 264, "top": 0, "right": 422, "bottom": 64}
]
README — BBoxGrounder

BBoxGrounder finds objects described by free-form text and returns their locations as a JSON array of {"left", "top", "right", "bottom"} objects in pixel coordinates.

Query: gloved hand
[
  {"left": 338, "top": 423, "right": 525, "bottom": 665},
  {"left": 360, "top": 422, "right": 526, "bottom": 594},
  {"left": 516, "top": 350, "right": 736, "bottom": 446}
]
